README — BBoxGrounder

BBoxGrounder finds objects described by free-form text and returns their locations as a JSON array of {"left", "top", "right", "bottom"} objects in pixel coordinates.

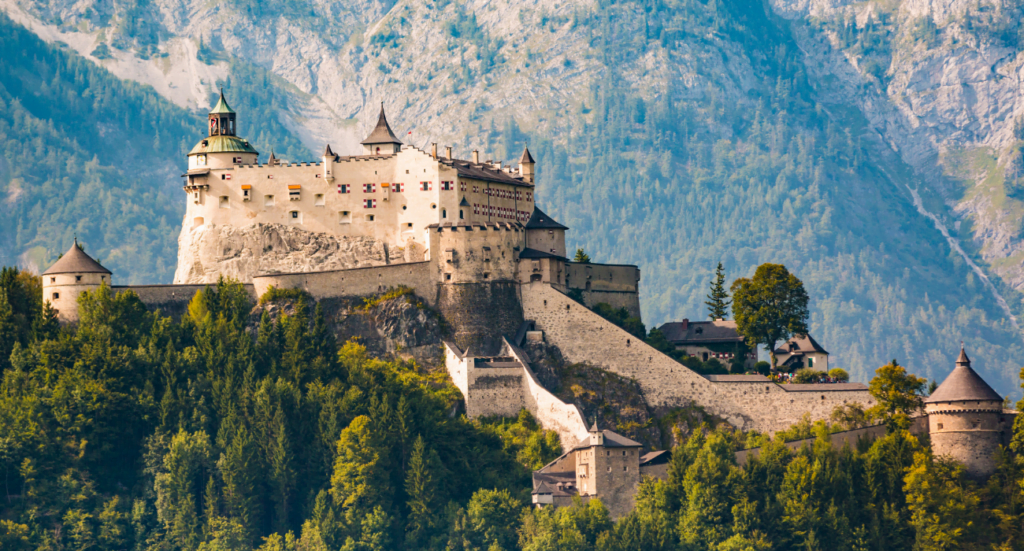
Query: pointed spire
[
  {"left": 520, "top": 146, "right": 535, "bottom": 164},
  {"left": 323, "top": 144, "right": 335, "bottom": 157},
  {"left": 589, "top": 416, "right": 600, "bottom": 432},
  {"left": 360, "top": 102, "right": 403, "bottom": 146},
  {"left": 956, "top": 343, "right": 970, "bottom": 367},
  {"left": 210, "top": 88, "right": 235, "bottom": 114}
]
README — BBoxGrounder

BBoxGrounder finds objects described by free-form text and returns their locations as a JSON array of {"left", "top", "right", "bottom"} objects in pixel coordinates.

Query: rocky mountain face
[
  {"left": 174, "top": 222, "right": 395, "bottom": 283},
  {"left": 5, "top": 0, "right": 1024, "bottom": 391}
]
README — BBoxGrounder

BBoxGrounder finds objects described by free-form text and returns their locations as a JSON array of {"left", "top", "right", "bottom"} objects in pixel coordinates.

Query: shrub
[
  {"left": 793, "top": 368, "right": 826, "bottom": 384},
  {"left": 258, "top": 285, "right": 310, "bottom": 305},
  {"left": 754, "top": 361, "right": 771, "bottom": 375},
  {"left": 828, "top": 368, "right": 850, "bottom": 382}
]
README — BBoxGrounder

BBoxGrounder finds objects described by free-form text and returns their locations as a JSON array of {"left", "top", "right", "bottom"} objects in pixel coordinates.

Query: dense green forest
[
  {"left": 3, "top": 270, "right": 1024, "bottom": 550},
  {"left": 0, "top": 12, "right": 310, "bottom": 284}
]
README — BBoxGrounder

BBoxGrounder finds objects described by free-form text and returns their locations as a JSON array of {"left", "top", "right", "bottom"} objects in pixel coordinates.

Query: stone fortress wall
[
  {"left": 444, "top": 338, "right": 589, "bottom": 450},
  {"left": 252, "top": 261, "right": 437, "bottom": 304},
  {"left": 564, "top": 262, "right": 642, "bottom": 318},
  {"left": 518, "top": 281, "right": 876, "bottom": 434}
]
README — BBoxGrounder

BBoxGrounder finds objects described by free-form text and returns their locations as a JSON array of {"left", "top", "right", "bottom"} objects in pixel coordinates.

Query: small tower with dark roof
[
  {"left": 573, "top": 420, "right": 642, "bottom": 517},
  {"left": 42, "top": 239, "right": 112, "bottom": 324},
  {"left": 519, "top": 146, "right": 536, "bottom": 184},
  {"left": 360, "top": 103, "right": 403, "bottom": 155},
  {"left": 925, "top": 346, "right": 1006, "bottom": 478}
]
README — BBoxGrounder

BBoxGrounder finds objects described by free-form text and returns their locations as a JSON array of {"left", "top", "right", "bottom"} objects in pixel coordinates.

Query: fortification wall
[
  {"left": 521, "top": 282, "right": 875, "bottom": 434},
  {"left": 466, "top": 365, "right": 527, "bottom": 418},
  {"left": 565, "top": 263, "right": 641, "bottom": 318},
  {"left": 252, "top": 261, "right": 437, "bottom": 305},
  {"left": 507, "top": 342, "right": 590, "bottom": 450},
  {"left": 734, "top": 416, "right": 930, "bottom": 465},
  {"left": 437, "top": 281, "right": 523, "bottom": 355},
  {"left": 116, "top": 284, "right": 258, "bottom": 318},
  {"left": 430, "top": 223, "right": 523, "bottom": 284}
]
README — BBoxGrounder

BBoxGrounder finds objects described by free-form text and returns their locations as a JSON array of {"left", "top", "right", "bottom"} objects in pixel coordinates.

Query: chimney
[
  {"left": 445, "top": 146, "right": 453, "bottom": 160},
  {"left": 472, "top": 150, "right": 479, "bottom": 164},
  {"left": 681, "top": 318, "right": 689, "bottom": 330},
  {"left": 431, "top": 143, "right": 438, "bottom": 159}
]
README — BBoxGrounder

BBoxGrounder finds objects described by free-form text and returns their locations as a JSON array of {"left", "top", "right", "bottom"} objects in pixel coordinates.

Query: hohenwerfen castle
[{"left": 38, "top": 95, "right": 1017, "bottom": 519}]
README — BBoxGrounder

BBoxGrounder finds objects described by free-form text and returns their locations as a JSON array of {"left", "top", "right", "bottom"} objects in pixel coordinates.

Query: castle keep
[{"left": 38, "top": 95, "right": 1016, "bottom": 518}]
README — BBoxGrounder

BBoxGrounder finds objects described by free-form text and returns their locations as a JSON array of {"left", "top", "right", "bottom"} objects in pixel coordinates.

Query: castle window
[
  {"left": 340, "top": 211, "right": 351, "bottom": 224},
  {"left": 431, "top": 203, "right": 437, "bottom": 210},
  {"left": 265, "top": 195, "right": 275, "bottom": 207},
  {"left": 338, "top": 184, "right": 350, "bottom": 194},
  {"left": 196, "top": 154, "right": 207, "bottom": 166},
  {"left": 394, "top": 183, "right": 404, "bottom": 192},
  {"left": 624, "top": 466, "right": 628, "bottom": 471},
  {"left": 808, "top": 358, "right": 814, "bottom": 368},
  {"left": 50, "top": 277, "right": 55, "bottom": 283},
  {"left": 242, "top": 186, "right": 251, "bottom": 200},
  {"left": 52, "top": 292, "right": 59, "bottom": 299},
  {"left": 289, "top": 211, "right": 301, "bottom": 223},
  {"left": 364, "top": 199, "right": 377, "bottom": 208},
  {"left": 441, "top": 181, "right": 454, "bottom": 191},
  {"left": 442, "top": 209, "right": 447, "bottom": 219},
  {"left": 232, "top": 157, "right": 242, "bottom": 164},
  {"left": 364, "top": 183, "right": 376, "bottom": 193},
  {"left": 421, "top": 182, "right": 432, "bottom": 191},
  {"left": 445, "top": 273, "right": 452, "bottom": 280},
  {"left": 315, "top": 194, "right": 325, "bottom": 206},
  {"left": 219, "top": 196, "right": 229, "bottom": 208},
  {"left": 76, "top": 276, "right": 82, "bottom": 282},
  {"left": 483, "top": 273, "right": 490, "bottom": 279},
  {"left": 267, "top": 175, "right": 274, "bottom": 179},
  {"left": 289, "top": 186, "right": 301, "bottom": 200},
  {"left": 607, "top": 467, "right": 611, "bottom": 472},
  {"left": 460, "top": 210, "right": 464, "bottom": 219},
  {"left": 406, "top": 169, "right": 409, "bottom": 174},
  {"left": 937, "top": 423, "right": 943, "bottom": 430},
  {"left": 366, "top": 214, "right": 375, "bottom": 222}
]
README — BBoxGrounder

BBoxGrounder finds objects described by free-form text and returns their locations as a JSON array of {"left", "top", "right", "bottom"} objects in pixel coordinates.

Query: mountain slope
[{"left": 2, "top": 0, "right": 1024, "bottom": 393}]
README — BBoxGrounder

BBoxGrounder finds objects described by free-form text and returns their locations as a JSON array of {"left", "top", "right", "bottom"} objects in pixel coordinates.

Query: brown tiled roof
[
  {"left": 525, "top": 207, "right": 568, "bottom": 230},
  {"left": 659, "top": 319, "right": 743, "bottom": 344},
  {"left": 43, "top": 240, "right": 110, "bottom": 275},
  {"left": 706, "top": 374, "right": 770, "bottom": 382},
  {"left": 774, "top": 334, "right": 829, "bottom": 356},
  {"left": 360, "top": 103, "right": 403, "bottom": 145},
  {"left": 925, "top": 347, "right": 1003, "bottom": 403},
  {"left": 441, "top": 158, "right": 533, "bottom": 187},
  {"left": 640, "top": 450, "right": 671, "bottom": 466}
]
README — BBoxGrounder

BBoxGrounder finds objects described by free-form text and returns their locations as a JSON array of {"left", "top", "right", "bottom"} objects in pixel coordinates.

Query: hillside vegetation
[{"left": 3, "top": 272, "right": 1024, "bottom": 550}]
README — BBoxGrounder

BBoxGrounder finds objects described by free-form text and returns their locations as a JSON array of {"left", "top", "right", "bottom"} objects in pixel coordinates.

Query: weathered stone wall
[
  {"left": 117, "top": 283, "right": 257, "bottom": 319},
  {"left": 252, "top": 261, "right": 437, "bottom": 305},
  {"left": 927, "top": 403, "right": 1005, "bottom": 478},
  {"left": 466, "top": 365, "right": 527, "bottom": 418},
  {"left": 437, "top": 281, "right": 523, "bottom": 355},
  {"left": 735, "top": 416, "right": 930, "bottom": 465},
  {"left": 565, "top": 263, "right": 641, "bottom": 318},
  {"left": 429, "top": 223, "right": 523, "bottom": 284},
  {"left": 521, "top": 282, "right": 875, "bottom": 434},
  {"left": 585, "top": 445, "right": 640, "bottom": 519},
  {"left": 507, "top": 342, "right": 590, "bottom": 450}
]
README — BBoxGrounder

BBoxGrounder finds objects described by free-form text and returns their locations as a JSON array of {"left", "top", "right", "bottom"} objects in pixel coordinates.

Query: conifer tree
[
  {"left": 404, "top": 436, "right": 441, "bottom": 548},
  {"left": 705, "top": 262, "right": 731, "bottom": 320},
  {"left": 573, "top": 248, "right": 591, "bottom": 263}
]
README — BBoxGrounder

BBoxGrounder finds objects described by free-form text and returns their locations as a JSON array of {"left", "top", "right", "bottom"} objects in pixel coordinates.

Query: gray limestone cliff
[{"left": 174, "top": 222, "right": 397, "bottom": 284}]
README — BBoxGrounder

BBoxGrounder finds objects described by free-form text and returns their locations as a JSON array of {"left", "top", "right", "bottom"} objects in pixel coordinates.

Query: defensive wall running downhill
[
  {"left": 438, "top": 281, "right": 524, "bottom": 356},
  {"left": 444, "top": 338, "right": 590, "bottom": 450},
  {"left": 565, "top": 262, "right": 642, "bottom": 318},
  {"left": 519, "top": 281, "right": 876, "bottom": 434},
  {"left": 251, "top": 261, "right": 437, "bottom": 305}
]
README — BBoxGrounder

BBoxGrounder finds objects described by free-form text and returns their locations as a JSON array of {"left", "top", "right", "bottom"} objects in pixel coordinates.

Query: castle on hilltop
[{"left": 37, "top": 94, "right": 1016, "bottom": 519}]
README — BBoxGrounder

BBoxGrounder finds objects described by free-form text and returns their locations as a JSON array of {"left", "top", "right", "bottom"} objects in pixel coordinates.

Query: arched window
[
  {"left": 459, "top": 209, "right": 464, "bottom": 219},
  {"left": 442, "top": 209, "right": 447, "bottom": 219}
]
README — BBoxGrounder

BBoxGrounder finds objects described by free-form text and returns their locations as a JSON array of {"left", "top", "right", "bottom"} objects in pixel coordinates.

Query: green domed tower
[{"left": 187, "top": 90, "right": 259, "bottom": 170}]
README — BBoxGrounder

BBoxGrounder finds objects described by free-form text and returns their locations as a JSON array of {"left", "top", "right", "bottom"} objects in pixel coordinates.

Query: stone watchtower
[
  {"left": 42, "top": 239, "right": 112, "bottom": 324},
  {"left": 925, "top": 347, "right": 1006, "bottom": 478},
  {"left": 574, "top": 421, "right": 642, "bottom": 517}
]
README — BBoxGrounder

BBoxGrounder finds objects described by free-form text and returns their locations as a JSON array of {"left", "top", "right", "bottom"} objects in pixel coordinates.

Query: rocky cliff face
[{"left": 174, "top": 222, "right": 396, "bottom": 283}]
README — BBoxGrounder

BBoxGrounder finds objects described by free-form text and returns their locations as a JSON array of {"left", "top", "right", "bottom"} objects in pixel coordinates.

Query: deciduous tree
[{"left": 730, "top": 264, "right": 809, "bottom": 369}]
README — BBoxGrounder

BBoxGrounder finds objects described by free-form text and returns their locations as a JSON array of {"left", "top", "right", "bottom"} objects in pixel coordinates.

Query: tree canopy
[{"left": 731, "top": 264, "right": 810, "bottom": 369}]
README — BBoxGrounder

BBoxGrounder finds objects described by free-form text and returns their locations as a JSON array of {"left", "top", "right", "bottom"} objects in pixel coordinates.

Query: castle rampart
[
  {"left": 252, "top": 261, "right": 437, "bottom": 305},
  {"left": 519, "top": 281, "right": 875, "bottom": 434}
]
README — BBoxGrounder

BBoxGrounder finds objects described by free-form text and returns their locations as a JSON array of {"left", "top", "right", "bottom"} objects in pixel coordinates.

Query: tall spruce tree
[{"left": 705, "top": 262, "right": 731, "bottom": 320}]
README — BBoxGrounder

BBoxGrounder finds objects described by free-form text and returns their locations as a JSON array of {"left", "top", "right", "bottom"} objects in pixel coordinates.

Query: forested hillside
[
  {"left": 0, "top": 11, "right": 310, "bottom": 283},
  {"left": 2, "top": 0, "right": 1024, "bottom": 391},
  {"left": 3, "top": 271, "right": 1024, "bottom": 550}
]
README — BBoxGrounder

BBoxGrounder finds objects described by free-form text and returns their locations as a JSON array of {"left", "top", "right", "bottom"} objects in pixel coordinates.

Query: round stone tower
[
  {"left": 42, "top": 239, "right": 112, "bottom": 324},
  {"left": 925, "top": 347, "right": 1005, "bottom": 478}
]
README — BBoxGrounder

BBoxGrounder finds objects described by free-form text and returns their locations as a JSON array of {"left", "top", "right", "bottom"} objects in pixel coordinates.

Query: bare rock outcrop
[{"left": 174, "top": 222, "right": 397, "bottom": 284}]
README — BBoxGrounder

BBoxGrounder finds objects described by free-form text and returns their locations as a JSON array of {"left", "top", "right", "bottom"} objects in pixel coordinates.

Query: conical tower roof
[
  {"left": 525, "top": 207, "right": 568, "bottom": 230},
  {"left": 43, "top": 239, "right": 110, "bottom": 275},
  {"left": 925, "top": 346, "right": 1003, "bottom": 403},
  {"left": 360, "top": 103, "right": 403, "bottom": 146},
  {"left": 520, "top": 146, "right": 535, "bottom": 164},
  {"left": 210, "top": 90, "right": 235, "bottom": 114}
]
